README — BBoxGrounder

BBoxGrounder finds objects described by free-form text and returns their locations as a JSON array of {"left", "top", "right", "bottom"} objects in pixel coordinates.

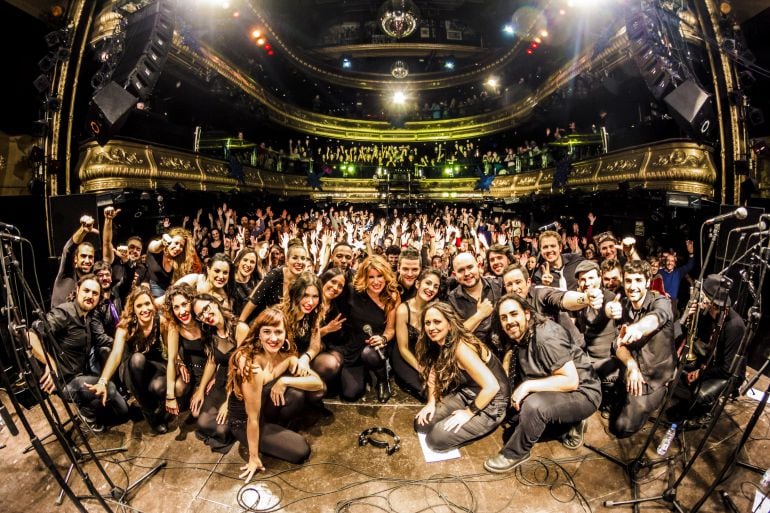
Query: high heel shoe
[{"left": 377, "top": 380, "right": 392, "bottom": 403}]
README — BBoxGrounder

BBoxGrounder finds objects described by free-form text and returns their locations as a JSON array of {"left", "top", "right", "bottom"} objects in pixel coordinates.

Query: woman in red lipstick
[
  {"left": 191, "top": 294, "right": 249, "bottom": 452},
  {"left": 228, "top": 307, "right": 324, "bottom": 482},
  {"left": 89, "top": 285, "right": 171, "bottom": 433},
  {"left": 162, "top": 283, "right": 203, "bottom": 416},
  {"left": 393, "top": 268, "right": 443, "bottom": 399},
  {"left": 279, "top": 272, "right": 325, "bottom": 381},
  {"left": 166, "top": 253, "right": 235, "bottom": 311}
]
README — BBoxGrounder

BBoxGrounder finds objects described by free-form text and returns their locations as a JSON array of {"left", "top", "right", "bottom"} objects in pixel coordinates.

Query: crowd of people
[{"left": 32, "top": 199, "right": 743, "bottom": 480}]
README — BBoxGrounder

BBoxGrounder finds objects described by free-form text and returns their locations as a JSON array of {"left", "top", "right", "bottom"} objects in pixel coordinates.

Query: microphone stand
[{"left": 593, "top": 219, "right": 725, "bottom": 511}]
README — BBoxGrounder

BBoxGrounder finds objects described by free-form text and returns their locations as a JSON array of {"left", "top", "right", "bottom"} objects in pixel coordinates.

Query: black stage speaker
[
  {"left": 88, "top": 80, "right": 138, "bottom": 145},
  {"left": 111, "top": 0, "right": 174, "bottom": 100},
  {"left": 48, "top": 193, "right": 101, "bottom": 257},
  {"left": 663, "top": 79, "right": 714, "bottom": 138}
]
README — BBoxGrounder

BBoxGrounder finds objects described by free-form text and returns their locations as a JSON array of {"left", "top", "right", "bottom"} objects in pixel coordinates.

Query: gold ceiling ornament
[
  {"left": 378, "top": 0, "right": 420, "bottom": 39},
  {"left": 390, "top": 60, "right": 409, "bottom": 79},
  {"left": 245, "top": 3, "right": 526, "bottom": 91}
]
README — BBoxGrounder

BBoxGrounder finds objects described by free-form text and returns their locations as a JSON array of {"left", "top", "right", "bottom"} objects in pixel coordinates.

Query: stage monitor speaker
[
  {"left": 664, "top": 79, "right": 714, "bottom": 137},
  {"left": 48, "top": 193, "right": 101, "bottom": 257},
  {"left": 87, "top": 81, "right": 138, "bottom": 145}
]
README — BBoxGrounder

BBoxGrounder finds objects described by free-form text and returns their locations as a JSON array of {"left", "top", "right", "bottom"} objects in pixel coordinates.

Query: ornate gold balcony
[{"left": 78, "top": 139, "right": 717, "bottom": 200}]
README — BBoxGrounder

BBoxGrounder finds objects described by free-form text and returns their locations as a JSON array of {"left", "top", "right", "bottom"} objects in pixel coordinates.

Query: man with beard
[
  {"left": 572, "top": 260, "right": 619, "bottom": 381},
  {"left": 601, "top": 258, "right": 624, "bottom": 295},
  {"left": 449, "top": 252, "right": 503, "bottom": 356},
  {"left": 668, "top": 274, "right": 745, "bottom": 424},
  {"left": 606, "top": 260, "right": 676, "bottom": 438},
  {"left": 532, "top": 230, "right": 584, "bottom": 291},
  {"left": 89, "top": 261, "right": 123, "bottom": 373},
  {"left": 396, "top": 248, "right": 422, "bottom": 302},
  {"left": 51, "top": 215, "right": 98, "bottom": 307},
  {"left": 30, "top": 275, "right": 128, "bottom": 431},
  {"left": 486, "top": 244, "right": 513, "bottom": 279},
  {"left": 101, "top": 207, "right": 145, "bottom": 301},
  {"left": 483, "top": 294, "right": 601, "bottom": 473}
]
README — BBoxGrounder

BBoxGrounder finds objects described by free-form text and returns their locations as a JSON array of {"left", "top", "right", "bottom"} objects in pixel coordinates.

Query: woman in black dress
[
  {"left": 89, "top": 285, "right": 170, "bottom": 433},
  {"left": 239, "top": 240, "right": 308, "bottom": 323},
  {"left": 190, "top": 294, "right": 249, "bottom": 452},
  {"left": 146, "top": 227, "right": 200, "bottom": 297},
  {"left": 393, "top": 268, "right": 441, "bottom": 397},
  {"left": 313, "top": 268, "right": 347, "bottom": 385},
  {"left": 232, "top": 248, "right": 259, "bottom": 316},
  {"left": 228, "top": 307, "right": 323, "bottom": 481},
  {"left": 163, "top": 283, "right": 204, "bottom": 415},
  {"left": 414, "top": 302, "right": 509, "bottom": 451},
  {"left": 339, "top": 255, "right": 400, "bottom": 403}
]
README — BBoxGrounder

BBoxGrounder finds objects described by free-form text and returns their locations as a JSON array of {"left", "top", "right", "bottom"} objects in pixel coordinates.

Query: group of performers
[{"left": 29, "top": 204, "right": 745, "bottom": 480}]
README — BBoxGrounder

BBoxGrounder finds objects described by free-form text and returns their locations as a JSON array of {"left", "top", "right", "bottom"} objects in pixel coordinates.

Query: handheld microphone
[
  {"left": 704, "top": 207, "right": 747, "bottom": 225},
  {"left": 731, "top": 220, "right": 767, "bottom": 233},
  {"left": 363, "top": 324, "right": 386, "bottom": 360},
  {"left": 538, "top": 221, "right": 559, "bottom": 232}
]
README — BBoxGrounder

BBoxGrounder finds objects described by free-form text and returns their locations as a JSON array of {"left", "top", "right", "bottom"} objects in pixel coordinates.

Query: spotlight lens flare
[
  {"left": 251, "top": 29, "right": 261, "bottom": 38},
  {"left": 392, "top": 91, "right": 406, "bottom": 104}
]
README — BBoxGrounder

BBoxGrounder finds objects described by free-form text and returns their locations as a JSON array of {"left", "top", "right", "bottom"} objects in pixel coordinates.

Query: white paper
[
  {"left": 417, "top": 432, "right": 461, "bottom": 462},
  {"left": 746, "top": 388, "right": 768, "bottom": 402},
  {"left": 752, "top": 490, "right": 770, "bottom": 513}
]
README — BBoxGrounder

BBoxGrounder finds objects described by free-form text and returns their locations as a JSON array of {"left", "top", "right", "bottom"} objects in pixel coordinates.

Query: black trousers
[
  {"left": 611, "top": 384, "right": 668, "bottom": 439},
  {"left": 390, "top": 347, "right": 423, "bottom": 398},
  {"left": 502, "top": 390, "right": 596, "bottom": 459}
]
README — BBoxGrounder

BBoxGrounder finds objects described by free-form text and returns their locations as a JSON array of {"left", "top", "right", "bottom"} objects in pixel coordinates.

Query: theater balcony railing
[{"left": 78, "top": 138, "right": 717, "bottom": 200}]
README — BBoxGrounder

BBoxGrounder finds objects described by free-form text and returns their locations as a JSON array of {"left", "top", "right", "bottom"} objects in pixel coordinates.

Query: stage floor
[{"left": 2, "top": 374, "right": 770, "bottom": 513}]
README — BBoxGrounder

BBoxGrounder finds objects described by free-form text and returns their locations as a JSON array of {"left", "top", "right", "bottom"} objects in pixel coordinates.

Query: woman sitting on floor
[
  {"left": 228, "top": 307, "right": 324, "bottom": 481},
  {"left": 414, "top": 302, "right": 509, "bottom": 451},
  {"left": 191, "top": 294, "right": 249, "bottom": 452}
]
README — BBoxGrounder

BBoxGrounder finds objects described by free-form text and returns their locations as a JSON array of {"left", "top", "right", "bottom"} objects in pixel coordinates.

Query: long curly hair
[
  {"left": 228, "top": 307, "right": 293, "bottom": 400},
  {"left": 193, "top": 293, "right": 238, "bottom": 356},
  {"left": 167, "top": 227, "right": 201, "bottom": 282},
  {"left": 117, "top": 285, "right": 159, "bottom": 354},
  {"left": 352, "top": 255, "right": 399, "bottom": 316},
  {"left": 162, "top": 283, "right": 197, "bottom": 329},
  {"left": 415, "top": 302, "right": 487, "bottom": 401},
  {"left": 279, "top": 271, "right": 326, "bottom": 347}
]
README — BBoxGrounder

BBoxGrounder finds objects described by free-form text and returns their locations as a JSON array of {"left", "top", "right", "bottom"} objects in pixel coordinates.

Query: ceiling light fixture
[
  {"left": 391, "top": 60, "right": 409, "bottom": 79},
  {"left": 378, "top": 0, "right": 420, "bottom": 39}
]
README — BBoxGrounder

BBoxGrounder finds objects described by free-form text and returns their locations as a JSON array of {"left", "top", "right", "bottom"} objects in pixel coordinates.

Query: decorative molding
[
  {"left": 168, "top": 26, "right": 631, "bottom": 142},
  {"left": 78, "top": 139, "right": 717, "bottom": 200}
]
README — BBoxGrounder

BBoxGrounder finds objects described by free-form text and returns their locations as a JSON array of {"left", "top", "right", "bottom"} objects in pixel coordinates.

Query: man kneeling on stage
[
  {"left": 484, "top": 293, "right": 601, "bottom": 473},
  {"left": 669, "top": 274, "right": 746, "bottom": 425},
  {"left": 606, "top": 260, "right": 676, "bottom": 438}
]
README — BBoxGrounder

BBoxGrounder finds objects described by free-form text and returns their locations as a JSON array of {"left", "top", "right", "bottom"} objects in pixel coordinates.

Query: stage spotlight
[
  {"left": 503, "top": 24, "right": 514, "bottom": 35},
  {"left": 44, "top": 29, "right": 66, "bottom": 48},
  {"left": 251, "top": 29, "right": 261, "bottom": 38},
  {"left": 485, "top": 76, "right": 499, "bottom": 88},
  {"left": 38, "top": 54, "right": 55, "bottom": 73},
  {"left": 256, "top": 37, "right": 265, "bottom": 46},
  {"left": 443, "top": 57, "right": 455, "bottom": 70},
  {"left": 392, "top": 90, "right": 406, "bottom": 104},
  {"left": 341, "top": 56, "right": 352, "bottom": 69}
]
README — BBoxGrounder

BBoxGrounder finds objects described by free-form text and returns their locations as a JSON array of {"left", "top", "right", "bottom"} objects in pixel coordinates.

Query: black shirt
[
  {"left": 145, "top": 251, "right": 172, "bottom": 291},
  {"left": 698, "top": 307, "right": 746, "bottom": 381},
  {"left": 619, "top": 291, "right": 676, "bottom": 390},
  {"left": 532, "top": 252, "right": 585, "bottom": 291},
  {"left": 32, "top": 301, "right": 92, "bottom": 383},
  {"left": 448, "top": 276, "right": 502, "bottom": 355},
  {"left": 90, "top": 291, "right": 123, "bottom": 350},
  {"left": 573, "top": 288, "right": 617, "bottom": 360},
  {"left": 246, "top": 267, "right": 285, "bottom": 318},
  {"left": 339, "top": 287, "right": 388, "bottom": 364},
  {"left": 515, "top": 319, "right": 601, "bottom": 407}
]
